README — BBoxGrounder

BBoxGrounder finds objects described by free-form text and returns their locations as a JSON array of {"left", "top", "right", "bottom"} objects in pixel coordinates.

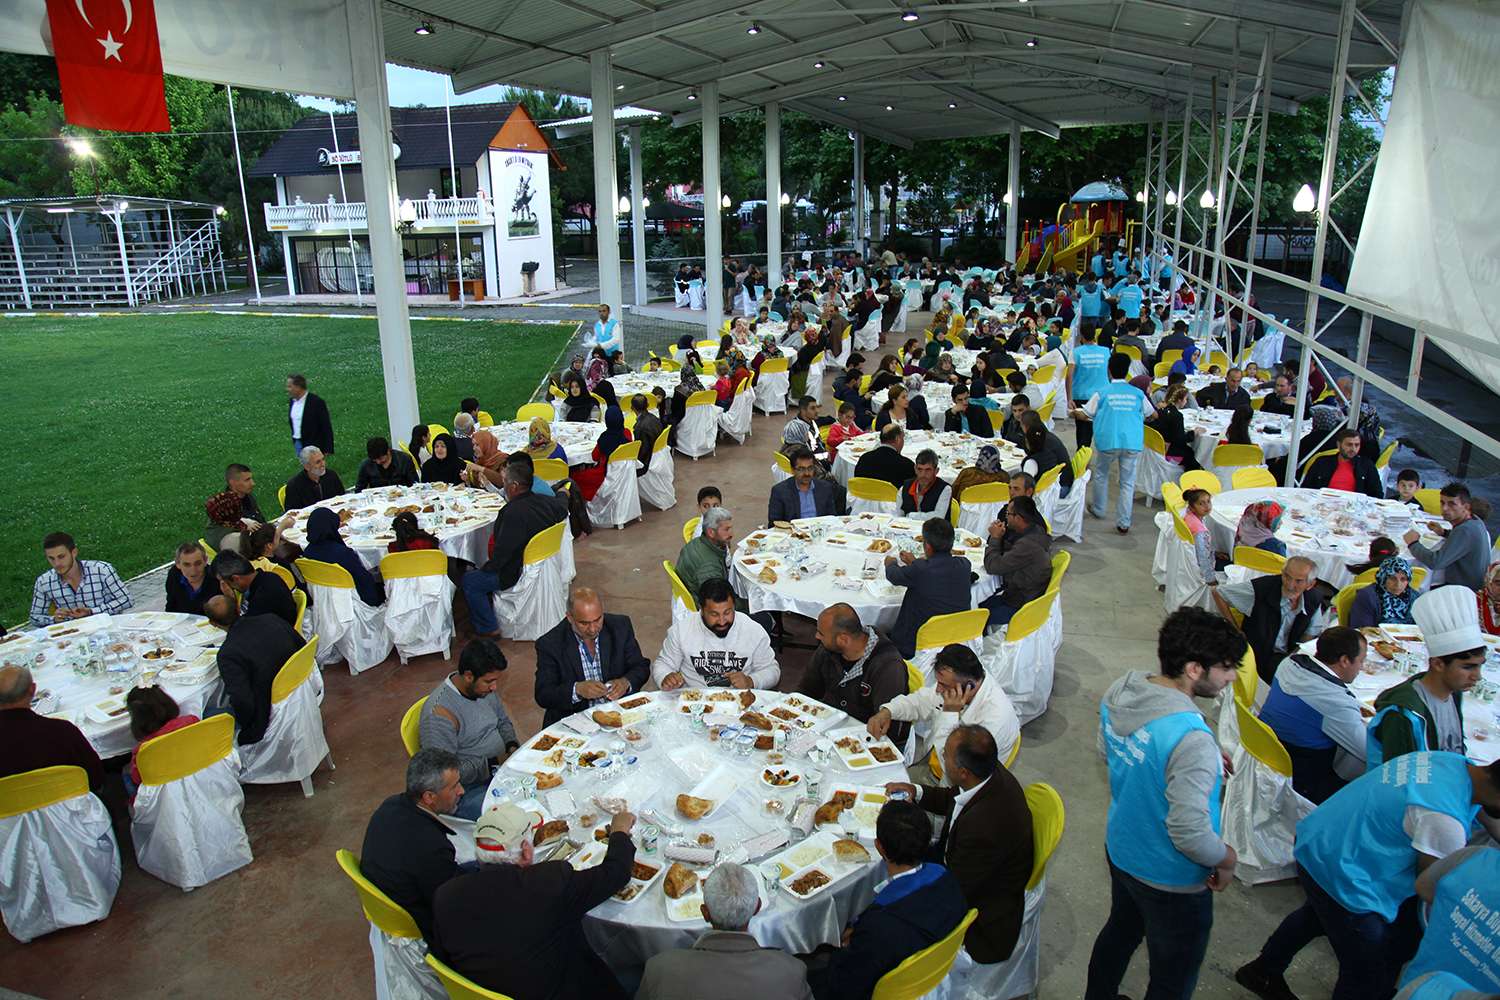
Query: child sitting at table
[
  {"left": 1389, "top": 469, "right": 1422, "bottom": 506},
  {"left": 1182, "top": 488, "right": 1227, "bottom": 583},
  {"left": 826, "top": 402, "right": 867, "bottom": 460},
  {"left": 124, "top": 686, "right": 200, "bottom": 800},
  {"left": 388, "top": 511, "right": 441, "bottom": 554}
]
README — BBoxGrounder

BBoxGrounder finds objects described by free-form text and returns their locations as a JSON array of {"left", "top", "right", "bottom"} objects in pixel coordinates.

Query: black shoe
[{"left": 1235, "top": 958, "right": 1300, "bottom": 1000}]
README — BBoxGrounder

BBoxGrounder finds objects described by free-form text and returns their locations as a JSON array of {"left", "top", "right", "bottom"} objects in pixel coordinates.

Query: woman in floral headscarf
[
  {"left": 524, "top": 417, "right": 566, "bottom": 462},
  {"left": 1477, "top": 561, "right": 1500, "bottom": 636},
  {"left": 584, "top": 346, "right": 610, "bottom": 391},
  {"left": 1349, "top": 555, "right": 1416, "bottom": 628},
  {"left": 1234, "top": 498, "right": 1286, "bottom": 555},
  {"left": 951, "top": 443, "right": 1009, "bottom": 500}
]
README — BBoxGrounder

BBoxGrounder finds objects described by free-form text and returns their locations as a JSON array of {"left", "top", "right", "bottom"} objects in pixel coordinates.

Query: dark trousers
[
  {"left": 1073, "top": 400, "right": 1094, "bottom": 448},
  {"left": 1084, "top": 858, "right": 1214, "bottom": 1000},
  {"left": 979, "top": 593, "right": 1022, "bottom": 630},
  {"left": 1259, "top": 864, "right": 1422, "bottom": 1000}
]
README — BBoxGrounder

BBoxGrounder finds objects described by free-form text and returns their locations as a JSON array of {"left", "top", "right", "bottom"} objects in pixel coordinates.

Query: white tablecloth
[
  {"left": 489, "top": 420, "right": 605, "bottom": 466},
  {"left": 728, "top": 516, "right": 987, "bottom": 630},
  {"left": 1206, "top": 487, "right": 1441, "bottom": 591},
  {"left": 1186, "top": 410, "right": 1303, "bottom": 467},
  {"left": 281, "top": 484, "right": 504, "bottom": 571},
  {"left": 8, "top": 612, "right": 224, "bottom": 757},
  {"left": 484, "top": 689, "right": 905, "bottom": 969},
  {"left": 832, "top": 429, "right": 1028, "bottom": 487}
]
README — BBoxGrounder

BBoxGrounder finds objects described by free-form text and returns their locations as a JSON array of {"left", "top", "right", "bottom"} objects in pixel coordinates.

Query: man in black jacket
[
  {"left": 164, "top": 541, "right": 217, "bottom": 616},
  {"left": 810, "top": 801, "right": 968, "bottom": 1000},
  {"left": 212, "top": 549, "right": 297, "bottom": 628},
  {"left": 460, "top": 460, "right": 569, "bottom": 639},
  {"left": 287, "top": 373, "right": 334, "bottom": 459},
  {"left": 854, "top": 425, "right": 917, "bottom": 489},
  {"left": 1153, "top": 320, "right": 1196, "bottom": 367},
  {"left": 284, "top": 446, "right": 346, "bottom": 511},
  {"left": 204, "top": 595, "right": 306, "bottom": 745},
  {"left": 534, "top": 588, "right": 651, "bottom": 726},
  {"left": 1212, "top": 556, "right": 1325, "bottom": 682},
  {"left": 942, "top": 385, "right": 995, "bottom": 437},
  {"left": 1258, "top": 373, "right": 1298, "bottom": 416},
  {"left": 1196, "top": 367, "right": 1252, "bottom": 410},
  {"left": 356, "top": 436, "right": 419, "bottom": 491},
  {"left": 360, "top": 748, "right": 468, "bottom": 943},
  {"left": 1301, "top": 429, "right": 1383, "bottom": 498},
  {"left": 769, "top": 447, "right": 839, "bottom": 524}
]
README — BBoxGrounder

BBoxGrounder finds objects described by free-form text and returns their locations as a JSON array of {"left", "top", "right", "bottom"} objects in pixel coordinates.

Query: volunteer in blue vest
[
  {"left": 1091, "top": 250, "right": 1107, "bottom": 278},
  {"left": 1398, "top": 844, "right": 1500, "bottom": 998},
  {"left": 1395, "top": 971, "right": 1498, "bottom": 1000},
  {"left": 1066, "top": 326, "right": 1111, "bottom": 449},
  {"left": 1078, "top": 270, "right": 1107, "bottom": 331},
  {"left": 1256, "top": 625, "right": 1369, "bottom": 804},
  {"left": 1113, "top": 246, "right": 1129, "bottom": 277},
  {"left": 1071, "top": 351, "right": 1155, "bottom": 535},
  {"left": 1085, "top": 606, "right": 1246, "bottom": 1000},
  {"left": 594, "top": 304, "right": 622, "bottom": 354},
  {"left": 1115, "top": 274, "right": 1145, "bottom": 322},
  {"left": 1235, "top": 751, "right": 1500, "bottom": 1000}
]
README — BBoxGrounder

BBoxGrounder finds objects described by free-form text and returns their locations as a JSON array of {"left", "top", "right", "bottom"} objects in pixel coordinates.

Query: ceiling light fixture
[
  {"left": 901, "top": 9, "right": 919, "bottom": 20},
  {"left": 616, "top": 83, "right": 625, "bottom": 90},
  {"left": 948, "top": 102, "right": 957, "bottom": 108},
  {"left": 886, "top": 104, "right": 894, "bottom": 111},
  {"left": 747, "top": 22, "right": 760, "bottom": 34},
  {"left": 687, "top": 92, "right": 697, "bottom": 100},
  {"left": 1165, "top": 189, "right": 1178, "bottom": 206},
  {"left": 1199, "top": 188, "right": 1216, "bottom": 209},
  {"left": 414, "top": 20, "right": 433, "bottom": 35},
  {"left": 1026, "top": 36, "right": 1038, "bottom": 47},
  {"left": 814, "top": 61, "right": 824, "bottom": 67},
  {"left": 838, "top": 94, "right": 847, "bottom": 100}
]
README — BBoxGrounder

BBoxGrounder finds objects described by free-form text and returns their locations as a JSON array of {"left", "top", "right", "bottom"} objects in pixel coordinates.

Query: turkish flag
[{"left": 45, "top": 0, "right": 171, "bottom": 133}]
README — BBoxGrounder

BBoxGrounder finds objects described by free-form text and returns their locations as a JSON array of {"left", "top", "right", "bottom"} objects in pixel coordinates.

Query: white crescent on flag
[{"left": 73, "top": 0, "right": 133, "bottom": 33}]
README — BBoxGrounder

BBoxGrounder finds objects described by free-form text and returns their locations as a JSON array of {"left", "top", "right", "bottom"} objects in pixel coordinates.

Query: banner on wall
[{"left": 504, "top": 154, "right": 540, "bottom": 239}]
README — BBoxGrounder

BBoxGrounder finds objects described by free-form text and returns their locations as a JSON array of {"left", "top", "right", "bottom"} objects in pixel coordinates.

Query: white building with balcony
[{"left": 249, "top": 102, "right": 561, "bottom": 300}]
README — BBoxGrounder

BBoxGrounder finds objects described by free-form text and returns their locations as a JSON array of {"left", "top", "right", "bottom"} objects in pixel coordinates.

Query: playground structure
[{"left": 1015, "top": 181, "right": 1128, "bottom": 275}]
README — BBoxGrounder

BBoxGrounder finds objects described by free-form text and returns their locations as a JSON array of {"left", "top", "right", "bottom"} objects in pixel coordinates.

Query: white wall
[{"left": 485, "top": 148, "right": 555, "bottom": 298}]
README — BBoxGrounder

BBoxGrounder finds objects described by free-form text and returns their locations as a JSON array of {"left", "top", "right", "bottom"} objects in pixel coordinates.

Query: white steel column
[
  {"left": 629, "top": 125, "right": 647, "bottom": 307},
  {"left": 766, "top": 102, "right": 782, "bottom": 283},
  {"left": 1153, "top": 109, "right": 1169, "bottom": 280},
  {"left": 5, "top": 209, "right": 32, "bottom": 309},
  {"left": 346, "top": 0, "right": 419, "bottom": 444},
  {"left": 853, "top": 131, "right": 865, "bottom": 254},
  {"left": 1174, "top": 74, "right": 1193, "bottom": 259},
  {"left": 702, "top": 82, "right": 723, "bottom": 337},
  {"left": 1204, "top": 29, "right": 1241, "bottom": 332},
  {"left": 591, "top": 50, "right": 623, "bottom": 321},
  {"left": 1141, "top": 106, "right": 1154, "bottom": 277},
  {"left": 225, "top": 85, "right": 263, "bottom": 305},
  {"left": 1243, "top": 29, "right": 1276, "bottom": 325},
  {"left": 110, "top": 208, "right": 135, "bottom": 307},
  {"left": 1006, "top": 121, "right": 1020, "bottom": 264}
]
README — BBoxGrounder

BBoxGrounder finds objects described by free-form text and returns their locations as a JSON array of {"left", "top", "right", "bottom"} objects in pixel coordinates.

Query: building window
[
  {"left": 440, "top": 168, "right": 462, "bottom": 199},
  {"left": 290, "top": 234, "right": 485, "bottom": 295}
]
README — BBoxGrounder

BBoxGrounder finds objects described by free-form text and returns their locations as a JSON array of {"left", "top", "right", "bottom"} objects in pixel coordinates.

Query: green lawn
[{"left": 0, "top": 312, "right": 578, "bottom": 629}]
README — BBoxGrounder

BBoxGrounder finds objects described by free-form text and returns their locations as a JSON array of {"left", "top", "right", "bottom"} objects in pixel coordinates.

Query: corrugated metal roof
[
  {"left": 247, "top": 103, "right": 521, "bottom": 178},
  {"left": 377, "top": 0, "right": 1404, "bottom": 143}
]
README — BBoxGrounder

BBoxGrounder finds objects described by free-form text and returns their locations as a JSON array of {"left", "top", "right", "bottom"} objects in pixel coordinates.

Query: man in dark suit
[
  {"left": 889, "top": 725, "right": 1034, "bottom": 968},
  {"left": 204, "top": 595, "right": 307, "bottom": 746},
  {"left": 284, "top": 446, "right": 346, "bottom": 511},
  {"left": 810, "top": 801, "right": 969, "bottom": 1000},
  {"left": 942, "top": 385, "right": 995, "bottom": 437},
  {"left": 883, "top": 518, "right": 974, "bottom": 659},
  {"left": 1258, "top": 372, "right": 1298, "bottom": 416},
  {"left": 534, "top": 588, "right": 651, "bottom": 726},
  {"left": 1301, "top": 428, "right": 1383, "bottom": 498},
  {"left": 460, "top": 459, "right": 570, "bottom": 639},
  {"left": 287, "top": 373, "right": 334, "bottom": 459},
  {"left": 769, "top": 447, "right": 838, "bottom": 524},
  {"left": 1196, "top": 367, "right": 1252, "bottom": 411},
  {"left": 212, "top": 549, "right": 297, "bottom": 628},
  {"left": 854, "top": 425, "right": 917, "bottom": 489}
]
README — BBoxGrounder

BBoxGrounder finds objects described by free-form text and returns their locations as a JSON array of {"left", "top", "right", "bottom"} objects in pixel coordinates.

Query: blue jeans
[
  {"left": 1260, "top": 864, "right": 1421, "bottom": 1000},
  {"left": 1256, "top": 538, "right": 1288, "bottom": 556},
  {"left": 1085, "top": 858, "right": 1214, "bottom": 1000},
  {"left": 292, "top": 438, "right": 303, "bottom": 462},
  {"left": 460, "top": 568, "right": 502, "bottom": 634},
  {"left": 454, "top": 780, "right": 491, "bottom": 821},
  {"left": 1090, "top": 448, "right": 1141, "bottom": 529},
  {"left": 979, "top": 594, "right": 1021, "bottom": 630}
]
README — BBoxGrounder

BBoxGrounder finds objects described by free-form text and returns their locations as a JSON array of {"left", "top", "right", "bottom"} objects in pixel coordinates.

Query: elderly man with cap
[
  {"left": 430, "top": 803, "right": 637, "bottom": 1000},
  {"left": 1368, "top": 586, "right": 1487, "bottom": 766}
]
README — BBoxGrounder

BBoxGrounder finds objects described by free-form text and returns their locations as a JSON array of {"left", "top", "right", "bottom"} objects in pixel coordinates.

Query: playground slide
[{"left": 1051, "top": 219, "right": 1104, "bottom": 273}]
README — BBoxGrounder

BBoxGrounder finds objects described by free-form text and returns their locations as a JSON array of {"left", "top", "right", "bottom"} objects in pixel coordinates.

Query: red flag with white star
[{"left": 45, "top": 0, "right": 171, "bottom": 132}]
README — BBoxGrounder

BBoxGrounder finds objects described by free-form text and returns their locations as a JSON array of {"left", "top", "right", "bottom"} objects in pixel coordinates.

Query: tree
[{"left": 0, "top": 95, "right": 73, "bottom": 200}]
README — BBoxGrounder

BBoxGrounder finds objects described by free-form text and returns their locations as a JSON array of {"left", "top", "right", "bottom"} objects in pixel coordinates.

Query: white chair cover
[
  {"left": 831, "top": 336, "right": 852, "bottom": 368},
  {"left": 718, "top": 389, "right": 754, "bottom": 444},
  {"left": 979, "top": 599, "right": 1062, "bottom": 724},
  {"left": 1035, "top": 477, "right": 1062, "bottom": 526},
  {"left": 1052, "top": 470, "right": 1091, "bottom": 542},
  {"left": 889, "top": 295, "right": 909, "bottom": 334},
  {"left": 304, "top": 582, "right": 392, "bottom": 675},
  {"left": 849, "top": 494, "right": 900, "bottom": 517},
  {"left": 384, "top": 574, "right": 456, "bottom": 663},
  {"left": 131, "top": 753, "right": 253, "bottom": 890},
  {"left": 910, "top": 635, "right": 983, "bottom": 686},
  {"left": 0, "top": 794, "right": 119, "bottom": 942},
  {"left": 853, "top": 312, "right": 881, "bottom": 351},
  {"left": 673, "top": 283, "right": 690, "bottom": 308},
  {"left": 491, "top": 549, "right": 567, "bottom": 642},
  {"left": 1221, "top": 742, "right": 1314, "bottom": 884},
  {"left": 1251, "top": 327, "right": 1285, "bottom": 370},
  {"left": 770, "top": 461, "right": 790, "bottom": 486},
  {"left": 754, "top": 370, "right": 790, "bottom": 414},
  {"left": 638, "top": 443, "right": 678, "bottom": 510},
  {"left": 675, "top": 403, "right": 720, "bottom": 459},
  {"left": 941, "top": 879, "right": 1049, "bottom": 1000},
  {"left": 1151, "top": 511, "right": 1175, "bottom": 586},
  {"left": 370, "top": 924, "right": 447, "bottom": 1000},
  {"left": 1138, "top": 448, "right": 1182, "bottom": 504},
  {"left": 558, "top": 524, "right": 577, "bottom": 583},
  {"left": 956, "top": 496, "right": 1005, "bottom": 537},
  {"left": 1163, "top": 535, "right": 1216, "bottom": 613},
  {"left": 805, "top": 358, "right": 825, "bottom": 402},
  {"left": 586, "top": 455, "right": 643, "bottom": 530},
  {"left": 687, "top": 279, "right": 706, "bottom": 310},
  {"left": 237, "top": 674, "right": 332, "bottom": 793}
]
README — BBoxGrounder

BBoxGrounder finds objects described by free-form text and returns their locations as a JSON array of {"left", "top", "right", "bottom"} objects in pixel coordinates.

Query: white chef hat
[{"left": 1411, "top": 586, "right": 1485, "bottom": 658}]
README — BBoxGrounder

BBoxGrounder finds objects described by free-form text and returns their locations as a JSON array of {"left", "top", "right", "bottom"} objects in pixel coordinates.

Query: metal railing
[{"left": 264, "top": 197, "right": 493, "bottom": 232}]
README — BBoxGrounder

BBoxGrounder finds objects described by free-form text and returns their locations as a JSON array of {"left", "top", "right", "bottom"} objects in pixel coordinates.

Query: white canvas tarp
[{"left": 1346, "top": 0, "right": 1500, "bottom": 389}]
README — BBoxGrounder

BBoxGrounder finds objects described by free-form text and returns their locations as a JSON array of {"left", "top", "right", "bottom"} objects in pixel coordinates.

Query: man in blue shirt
[
  {"left": 1115, "top": 274, "right": 1144, "bottom": 320},
  {"left": 1071, "top": 352, "right": 1155, "bottom": 534},
  {"left": 1066, "top": 327, "right": 1111, "bottom": 449}
]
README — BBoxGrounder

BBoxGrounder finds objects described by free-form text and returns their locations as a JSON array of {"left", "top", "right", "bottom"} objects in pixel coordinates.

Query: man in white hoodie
[
  {"left": 866, "top": 644, "right": 1020, "bottom": 786},
  {"left": 1084, "top": 606, "right": 1245, "bottom": 1000},
  {"left": 653, "top": 577, "right": 780, "bottom": 691}
]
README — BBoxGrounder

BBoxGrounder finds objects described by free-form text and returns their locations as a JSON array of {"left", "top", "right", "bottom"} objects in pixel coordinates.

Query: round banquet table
[
  {"left": 1295, "top": 627, "right": 1500, "bottom": 764},
  {"left": 729, "top": 515, "right": 989, "bottom": 631},
  {"left": 1205, "top": 487, "right": 1442, "bottom": 591},
  {"left": 487, "top": 419, "right": 605, "bottom": 466},
  {"left": 1184, "top": 409, "right": 1303, "bottom": 468},
  {"left": 832, "top": 428, "right": 1028, "bottom": 487},
  {"left": 483, "top": 688, "right": 907, "bottom": 970},
  {"left": 5, "top": 611, "right": 226, "bottom": 757},
  {"left": 281, "top": 483, "right": 504, "bottom": 571}
]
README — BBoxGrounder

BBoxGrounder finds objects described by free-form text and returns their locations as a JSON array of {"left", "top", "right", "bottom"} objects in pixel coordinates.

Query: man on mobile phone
[{"left": 866, "top": 645, "right": 1020, "bottom": 787}]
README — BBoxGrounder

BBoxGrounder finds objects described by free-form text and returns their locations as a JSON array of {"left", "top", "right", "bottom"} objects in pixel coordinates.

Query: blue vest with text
[
  {"left": 1399, "top": 849, "right": 1500, "bottom": 992},
  {"left": 1117, "top": 283, "right": 1144, "bottom": 318},
  {"left": 1113, "top": 251, "right": 1127, "bottom": 274},
  {"left": 1072, "top": 344, "right": 1111, "bottom": 403},
  {"left": 1079, "top": 283, "right": 1105, "bottom": 319},
  {"left": 1093, "top": 381, "right": 1147, "bottom": 452},
  {"left": 1296, "top": 751, "right": 1478, "bottom": 920},
  {"left": 1091, "top": 253, "right": 1106, "bottom": 276},
  {"left": 1101, "top": 702, "right": 1221, "bottom": 886}
]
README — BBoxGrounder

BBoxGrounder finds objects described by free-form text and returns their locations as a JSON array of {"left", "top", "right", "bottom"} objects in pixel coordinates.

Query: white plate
[
  {"left": 676, "top": 762, "right": 741, "bottom": 822},
  {"left": 828, "top": 729, "right": 902, "bottom": 770},
  {"left": 781, "top": 865, "right": 838, "bottom": 900},
  {"left": 568, "top": 841, "right": 609, "bottom": 870},
  {"left": 85, "top": 696, "right": 131, "bottom": 725},
  {"left": 612, "top": 855, "right": 668, "bottom": 905},
  {"left": 666, "top": 886, "right": 708, "bottom": 923}
]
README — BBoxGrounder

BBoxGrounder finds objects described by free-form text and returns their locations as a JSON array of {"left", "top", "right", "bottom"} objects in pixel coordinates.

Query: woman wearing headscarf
[
  {"left": 919, "top": 340, "right": 942, "bottom": 370},
  {"left": 1021, "top": 411, "right": 1074, "bottom": 495},
  {"left": 421, "top": 433, "right": 466, "bottom": 485},
  {"left": 751, "top": 336, "right": 780, "bottom": 375},
  {"left": 951, "top": 443, "right": 1009, "bottom": 500},
  {"left": 571, "top": 406, "right": 633, "bottom": 501},
  {"left": 1234, "top": 499, "right": 1286, "bottom": 556},
  {"left": 471, "top": 427, "right": 505, "bottom": 472},
  {"left": 524, "top": 417, "right": 566, "bottom": 463},
  {"left": 924, "top": 351, "right": 962, "bottom": 386},
  {"left": 561, "top": 374, "right": 596, "bottom": 423},
  {"left": 552, "top": 353, "right": 586, "bottom": 390},
  {"left": 1477, "top": 561, "right": 1500, "bottom": 636},
  {"left": 670, "top": 359, "right": 705, "bottom": 425},
  {"left": 302, "top": 508, "right": 384, "bottom": 606},
  {"left": 1169, "top": 344, "right": 1200, "bottom": 376},
  {"left": 585, "top": 346, "right": 610, "bottom": 392},
  {"left": 1348, "top": 555, "right": 1417, "bottom": 628}
]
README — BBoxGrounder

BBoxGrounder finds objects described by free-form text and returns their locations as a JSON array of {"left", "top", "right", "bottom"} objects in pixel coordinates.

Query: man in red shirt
[
  {"left": 0, "top": 664, "right": 104, "bottom": 790},
  {"left": 1302, "top": 429, "right": 1382, "bottom": 498}
]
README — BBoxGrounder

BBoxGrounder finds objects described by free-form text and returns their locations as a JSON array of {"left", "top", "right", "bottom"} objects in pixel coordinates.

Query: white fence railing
[{"left": 265, "top": 197, "right": 493, "bottom": 232}]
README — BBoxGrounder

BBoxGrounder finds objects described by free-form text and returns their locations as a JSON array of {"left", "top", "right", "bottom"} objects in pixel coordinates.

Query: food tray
[
  {"left": 768, "top": 695, "right": 847, "bottom": 733},
  {"left": 666, "top": 886, "right": 708, "bottom": 923},
  {"left": 43, "top": 615, "right": 113, "bottom": 639},
  {"left": 612, "top": 856, "right": 667, "bottom": 904},
  {"left": 675, "top": 762, "right": 741, "bottom": 822},
  {"left": 828, "top": 729, "right": 903, "bottom": 770},
  {"left": 85, "top": 695, "right": 131, "bottom": 725},
  {"left": 771, "top": 829, "right": 874, "bottom": 899}
]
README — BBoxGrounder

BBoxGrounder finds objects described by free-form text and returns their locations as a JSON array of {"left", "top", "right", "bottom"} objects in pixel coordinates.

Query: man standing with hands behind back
[{"left": 287, "top": 373, "right": 334, "bottom": 461}]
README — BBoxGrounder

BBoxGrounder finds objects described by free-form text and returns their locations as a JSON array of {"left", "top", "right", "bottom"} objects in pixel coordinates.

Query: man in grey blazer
[{"left": 636, "top": 864, "right": 812, "bottom": 1000}]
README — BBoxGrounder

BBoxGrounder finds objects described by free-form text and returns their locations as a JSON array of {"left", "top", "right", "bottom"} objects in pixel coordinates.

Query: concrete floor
[{"left": 0, "top": 316, "right": 1345, "bottom": 1000}]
